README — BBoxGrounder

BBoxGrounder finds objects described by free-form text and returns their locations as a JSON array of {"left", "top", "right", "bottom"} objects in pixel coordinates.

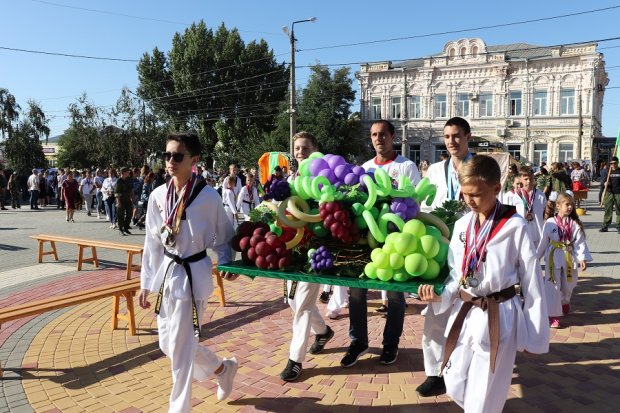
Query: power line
[
  {"left": 0, "top": 45, "right": 138, "bottom": 62},
  {"left": 298, "top": 4, "right": 620, "bottom": 52},
  {"left": 31, "top": 0, "right": 283, "bottom": 36}
]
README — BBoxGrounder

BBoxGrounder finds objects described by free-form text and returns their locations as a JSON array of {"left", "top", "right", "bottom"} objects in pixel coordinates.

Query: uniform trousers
[
  {"left": 158, "top": 286, "right": 220, "bottom": 413},
  {"left": 443, "top": 319, "right": 517, "bottom": 413},
  {"left": 287, "top": 280, "right": 327, "bottom": 363},
  {"left": 422, "top": 304, "right": 451, "bottom": 376},
  {"left": 326, "top": 286, "right": 348, "bottom": 316},
  {"left": 544, "top": 267, "right": 578, "bottom": 317}
]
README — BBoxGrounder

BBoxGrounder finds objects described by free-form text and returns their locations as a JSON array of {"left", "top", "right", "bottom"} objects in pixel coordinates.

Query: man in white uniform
[
  {"left": 139, "top": 132, "right": 238, "bottom": 412},
  {"left": 341, "top": 120, "right": 420, "bottom": 368},
  {"left": 417, "top": 116, "right": 473, "bottom": 396}
]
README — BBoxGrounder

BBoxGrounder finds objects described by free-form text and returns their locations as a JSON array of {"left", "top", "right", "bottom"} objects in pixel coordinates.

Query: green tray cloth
[{"left": 218, "top": 261, "right": 447, "bottom": 295}]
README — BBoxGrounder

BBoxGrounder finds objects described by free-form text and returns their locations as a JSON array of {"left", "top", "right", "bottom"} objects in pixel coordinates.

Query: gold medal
[
  {"left": 161, "top": 224, "right": 176, "bottom": 247},
  {"left": 525, "top": 213, "right": 533, "bottom": 221}
]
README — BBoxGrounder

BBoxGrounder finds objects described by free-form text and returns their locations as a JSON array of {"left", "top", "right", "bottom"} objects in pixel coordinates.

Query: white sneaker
[
  {"left": 216, "top": 357, "right": 238, "bottom": 401},
  {"left": 326, "top": 310, "right": 340, "bottom": 319}
]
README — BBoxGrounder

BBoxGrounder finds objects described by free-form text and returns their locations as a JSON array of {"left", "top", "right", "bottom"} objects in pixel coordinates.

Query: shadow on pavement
[{"left": 228, "top": 397, "right": 455, "bottom": 412}]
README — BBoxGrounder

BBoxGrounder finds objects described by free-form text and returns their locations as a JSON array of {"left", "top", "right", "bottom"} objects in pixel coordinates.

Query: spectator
[
  {"left": 264, "top": 166, "right": 284, "bottom": 194},
  {"left": 0, "top": 165, "right": 7, "bottom": 210},
  {"left": 80, "top": 170, "right": 96, "bottom": 216},
  {"left": 570, "top": 162, "right": 588, "bottom": 191},
  {"left": 61, "top": 171, "right": 79, "bottom": 222},
  {"left": 27, "top": 169, "right": 40, "bottom": 210},
  {"left": 600, "top": 156, "right": 620, "bottom": 232},
  {"left": 536, "top": 167, "right": 552, "bottom": 198},
  {"left": 115, "top": 167, "right": 134, "bottom": 236},
  {"left": 102, "top": 168, "right": 118, "bottom": 229},
  {"left": 598, "top": 161, "right": 609, "bottom": 204},
  {"left": 8, "top": 172, "right": 20, "bottom": 209}
]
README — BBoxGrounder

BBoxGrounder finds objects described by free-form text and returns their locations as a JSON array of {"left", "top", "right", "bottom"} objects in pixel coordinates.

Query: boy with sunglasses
[{"left": 139, "top": 132, "right": 238, "bottom": 412}]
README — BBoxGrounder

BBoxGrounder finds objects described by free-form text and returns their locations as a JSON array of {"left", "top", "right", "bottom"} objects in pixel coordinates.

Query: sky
[{"left": 2, "top": 0, "right": 620, "bottom": 139}]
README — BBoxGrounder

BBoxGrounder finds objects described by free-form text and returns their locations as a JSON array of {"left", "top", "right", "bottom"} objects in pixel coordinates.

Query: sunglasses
[{"left": 162, "top": 152, "right": 190, "bottom": 162}]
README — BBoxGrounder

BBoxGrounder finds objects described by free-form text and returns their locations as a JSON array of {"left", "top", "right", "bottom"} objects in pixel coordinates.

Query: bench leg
[
  {"left": 111, "top": 293, "right": 137, "bottom": 336},
  {"left": 37, "top": 240, "right": 59, "bottom": 263},
  {"left": 78, "top": 245, "right": 85, "bottom": 271},
  {"left": 213, "top": 267, "right": 226, "bottom": 307},
  {"left": 91, "top": 247, "right": 99, "bottom": 268},
  {"left": 78, "top": 245, "right": 98, "bottom": 271}
]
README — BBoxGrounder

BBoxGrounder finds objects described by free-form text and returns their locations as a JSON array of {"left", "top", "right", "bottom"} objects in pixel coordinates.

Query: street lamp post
[{"left": 283, "top": 17, "right": 317, "bottom": 157}]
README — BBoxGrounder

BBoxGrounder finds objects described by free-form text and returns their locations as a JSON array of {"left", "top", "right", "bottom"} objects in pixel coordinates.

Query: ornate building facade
[{"left": 357, "top": 38, "right": 608, "bottom": 165}]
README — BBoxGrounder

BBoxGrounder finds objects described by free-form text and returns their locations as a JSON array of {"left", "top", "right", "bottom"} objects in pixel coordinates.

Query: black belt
[
  {"left": 284, "top": 280, "right": 298, "bottom": 303},
  {"left": 154, "top": 249, "right": 207, "bottom": 337}
]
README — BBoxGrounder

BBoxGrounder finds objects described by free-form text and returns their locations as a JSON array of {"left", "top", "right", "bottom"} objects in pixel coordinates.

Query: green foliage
[
  {"left": 2, "top": 100, "right": 48, "bottom": 173},
  {"left": 137, "top": 21, "right": 288, "bottom": 167},
  {"left": 248, "top": 204, "right": 276, "bottom": 224},
  {"left": 429, "top": 200, "right": 467, "bottom": 236}
]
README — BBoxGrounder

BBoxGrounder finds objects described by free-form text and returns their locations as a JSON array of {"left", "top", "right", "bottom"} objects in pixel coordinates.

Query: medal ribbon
[
  {"left": 548, "top": 214, "right": 574, "bottom": 283},
  {"left": 519, "top": 188, "right": 534, "bottom": 215},
  {"left": 164, "top": 175, "right": 197, "bottom": 233},
  {"left": 461, "top": 201, "right": 500, "bottom": 284}
]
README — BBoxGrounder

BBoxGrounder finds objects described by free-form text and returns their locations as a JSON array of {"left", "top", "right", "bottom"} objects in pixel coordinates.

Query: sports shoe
[
  {"left": 216, "top": 357, "right": 238, "bottom": 401},
  {"left": 562, "top": 304, "right": 570, "bottom": 315},
  {"left": 279, "top": 359, "right": 302, "bottom": 382},
  {"left": 416, "top": 376, "right": 446, "bottom": 397},
  {"left": 309, "top": 326, "right": 334, "bottom": 354},
  {"left": 549, "top": 317, "right": 560, "bottom": 328},
  {"left": 600, "top": 226, "right": 608, "bottom": 232},
  {"left": 376, "top": 304, "right": 388, "bottom": 313},
  {"left": 379, "top": 344, "right": 399, "bottom": 365},
  {"left": 124, "top": 229, "right": 132, "bottom": 235},
  {"left": 319, "top": 291, "right": 330, "bottom": 303},
  {"left": 326, "top": 310, "right": 339, "bottom": 319},
  {"left": 340, "top": 342, "right": 369, "bottom": 368}
]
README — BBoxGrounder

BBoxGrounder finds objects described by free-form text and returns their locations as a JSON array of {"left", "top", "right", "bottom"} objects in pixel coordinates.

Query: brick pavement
[{"left": 0, "top": 188, "right": 619, "bottom": 412}]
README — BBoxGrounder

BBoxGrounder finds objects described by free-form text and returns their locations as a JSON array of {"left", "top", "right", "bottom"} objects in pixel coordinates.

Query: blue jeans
[
  {"left": 29, "top": 190, "right": 39, "bottom": 209},
  {"left": 104, "top": 197, "right": 116, "bottom": 224},
  {"left": 348, "top": 288, "right": 405, "bottom": 348},
  {"left": 96, "top": 192, "right": 104, "bottom": 214}
]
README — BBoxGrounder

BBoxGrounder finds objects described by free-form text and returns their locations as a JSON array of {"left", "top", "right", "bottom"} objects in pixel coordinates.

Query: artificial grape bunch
[
  {"left": 263, "top": 179, "right": 291, "bottom": 201},
  {"left": 231, "top": 222, "right": 292, "bottom": 270},
  {"left": 319, "top": 201, "right": 360, "bottom": 244},
  {"left": 308, "top": 246, "right": 334, "bottom": 271}
]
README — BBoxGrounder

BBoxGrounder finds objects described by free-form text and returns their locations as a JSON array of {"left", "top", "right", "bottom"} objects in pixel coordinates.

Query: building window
[
  {"left": 479, "top": 93, "right": 493, "bottom": 117},
  {"left": 391, "top": 96, "right": 401, "bottom": 119},
  {"left": 460, "top": 47, "right": 466, "bottom": 58},
  {"left": 449, "top": 48, "right": 456, "bottom": 59},
  {"left": 561, "top": 88, "right": 575, "bottom": 115},
  {"left": 371, "top": 97, "right": 381, "bottom": 119},
  {"left": 533, "top": 90, "right": 547, "bottom": 116},
  {"left": 472, "top": 45, "right": 479, "bottom": 57},
  {"left": 409, "top": 144, "right": 421, "bottom": 165},
  {"left": 509, "top": 91, "right": 522, "bottom": 116},
  {"left": 533, "top": 143, "right": 548, "bottom": 166},
  {"left": 409, "top": 96, "right": 421, "bottom": 118},
  {"left": 435, "top": 94, "right": 447, "bottom": 118},
  {"left": 507, "top": 144, "right": 521, "bottom": 160},
  {"left": 434, "top": 144, "right": 447, "bottom": 162},
  {"left": 457, "top": 93, "right": 469, "bottom": 117},
  {"left": 559, "top": 143, "right": 574, "bottom": 162}
]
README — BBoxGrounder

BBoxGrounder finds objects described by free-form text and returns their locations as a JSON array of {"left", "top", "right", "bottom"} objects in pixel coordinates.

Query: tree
[
  {"left": 3, "top": 102, "right": 48, "bottom": 174},
  {"left": 137, "top": 21, "right": 288, "bottom": 167},
  {"left": 270, "top": 65, "right": 366, "bottom": 161},
  {"left": 0, "top": 89, "right": 20, "bottom": 140}
]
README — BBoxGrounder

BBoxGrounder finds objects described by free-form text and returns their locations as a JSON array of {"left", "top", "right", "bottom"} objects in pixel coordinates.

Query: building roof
[{"left": 390, "top": 41, "right": 597, "bottom": 70}]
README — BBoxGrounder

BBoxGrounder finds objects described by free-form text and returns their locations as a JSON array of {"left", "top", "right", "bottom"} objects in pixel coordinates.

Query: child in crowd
[
  {"left": 222, "top": 176, "right": 239, "bottom": 228},
  {"left": 509, "top": 165, "right": 546, "bottom": 247},
  {"left": 418, "top": 155, "right": 549, "bottom": 413},
  {"left": 536, "top": 192, "right": 592, "bottom": 328}
]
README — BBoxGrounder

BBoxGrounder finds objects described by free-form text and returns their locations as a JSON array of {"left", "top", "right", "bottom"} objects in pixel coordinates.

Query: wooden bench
[
  {"left": 30, "top": 234, "right": 143, "bottom": 280},
  {"left": 0, "top": 278, "right": 140, "bottom": 378}
]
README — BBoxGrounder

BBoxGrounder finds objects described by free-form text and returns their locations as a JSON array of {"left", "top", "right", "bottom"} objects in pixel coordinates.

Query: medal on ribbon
[
  {"left": 519, "top": 188, "right": 535, "bottom": 221},
  {"left": 461, "top": 202, "right": 500, "bottom": 288},
  {"left": 161, "top": 175, "right": 197, "bottom": 247}
]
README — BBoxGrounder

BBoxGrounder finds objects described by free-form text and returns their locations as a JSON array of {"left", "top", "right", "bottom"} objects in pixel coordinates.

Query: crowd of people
[{"left": 0, "top": 118, "right": 610, "bottom": 413}]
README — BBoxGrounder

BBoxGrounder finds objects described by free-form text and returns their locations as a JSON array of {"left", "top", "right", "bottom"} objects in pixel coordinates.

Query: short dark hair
[
  {"left": 370, "top": 120, "right": 395, "bottom": 135},
  {"left": 293, "top": 131, "right": 319, "bottom": 150},
  {"left": 444, "top": 117, "right": 471, "bottom": 135},
  {"left": 518, "top": 165, "right": 534, "bottom": 176},
  {"left": 612, "top": 156, "right": 619, "bottom": 163},
  {"left": 166, "top": 131, "right": 202, "bottom": 156},
  {"left": 274, "top": 165, "right": 282, "bottom": 172}
]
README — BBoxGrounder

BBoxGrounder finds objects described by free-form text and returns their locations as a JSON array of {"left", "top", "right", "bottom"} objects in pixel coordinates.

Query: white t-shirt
[{"left": 362, "top": 154, "right": 421, "bottom": 186}]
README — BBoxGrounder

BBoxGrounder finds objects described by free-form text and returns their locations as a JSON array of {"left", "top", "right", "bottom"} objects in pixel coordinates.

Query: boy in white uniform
[
  {"left": 139, "top": 132, "right": 238, "bottom": 412},
  {"left": 418, "top": 155, "right": 549, "bottom": 413},
  {"left": 417, "top": 117, "right": 473, "bottom": 396},
  {"left": 508, "top": 165, "right": 546, "bottom": 248},
  {"left": 236, "top": 173, "right": 259, "bottom": 221}
]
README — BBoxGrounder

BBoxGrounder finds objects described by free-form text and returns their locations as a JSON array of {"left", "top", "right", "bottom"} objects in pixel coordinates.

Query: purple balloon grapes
[
  {"left": 390, "top": 197, "right": 419, "bottom": 221},
  {"left": 310, "top": 246, "right": 335, "bottom": 271}
]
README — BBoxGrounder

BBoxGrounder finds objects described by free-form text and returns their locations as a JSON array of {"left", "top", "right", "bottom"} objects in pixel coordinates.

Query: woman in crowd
[{"left": 102, "top": 168, "right": 118, "bottom": 229}]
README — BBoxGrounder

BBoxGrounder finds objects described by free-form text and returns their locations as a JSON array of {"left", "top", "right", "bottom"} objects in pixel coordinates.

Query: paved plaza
[{"left": 0, "top": 187, "right": 619, "bottom": 413}]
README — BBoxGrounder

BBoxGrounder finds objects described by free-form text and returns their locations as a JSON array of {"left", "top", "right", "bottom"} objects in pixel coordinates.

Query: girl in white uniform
[
  {"left": 536, "top": 192, "right": 591, "bottom": 328},
  {"left": 418, "top": 155, "right": 549, "bottom": 413},
  {"left": 222, "top": 176, "right": 239, "bottom": 229}
]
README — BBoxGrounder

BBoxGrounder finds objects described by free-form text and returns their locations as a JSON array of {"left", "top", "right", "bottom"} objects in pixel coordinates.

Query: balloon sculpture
[{"left": 231, "top": 152, "right": 450, "bottom": 283}]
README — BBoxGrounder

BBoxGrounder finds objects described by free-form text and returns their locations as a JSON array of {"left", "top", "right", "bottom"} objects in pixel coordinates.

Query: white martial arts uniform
[
  {"left": 326, "top": 286, "right": 349, "bottom": 317},
  {"left": 361, "top": 154, "right": 421, "bottom": 186},
  {"left": 236, "top": 184, "right": 259, "bottom": 221},
  {"left": 536, "top": 217, "right": 592, "bottom": 317},
  {"left": 432, "top": 211, "right": 549, "bottom": 413},
  {"left": 507, "top": 188, "right": 546, "bottom": 248},
  {"left": 420, "top": 157, "right": 469, "bottom": 377},
  {"left": 141, "top": 182, "right": 234, "bottom": 413},
  {"left": 222, "top": 185, "right": 238, "bottom": 228}
]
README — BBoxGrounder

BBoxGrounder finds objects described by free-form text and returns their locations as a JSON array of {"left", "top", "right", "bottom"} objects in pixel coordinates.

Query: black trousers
[{"left": 117, "top": 202, "right": 133, "bottom": 231}]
